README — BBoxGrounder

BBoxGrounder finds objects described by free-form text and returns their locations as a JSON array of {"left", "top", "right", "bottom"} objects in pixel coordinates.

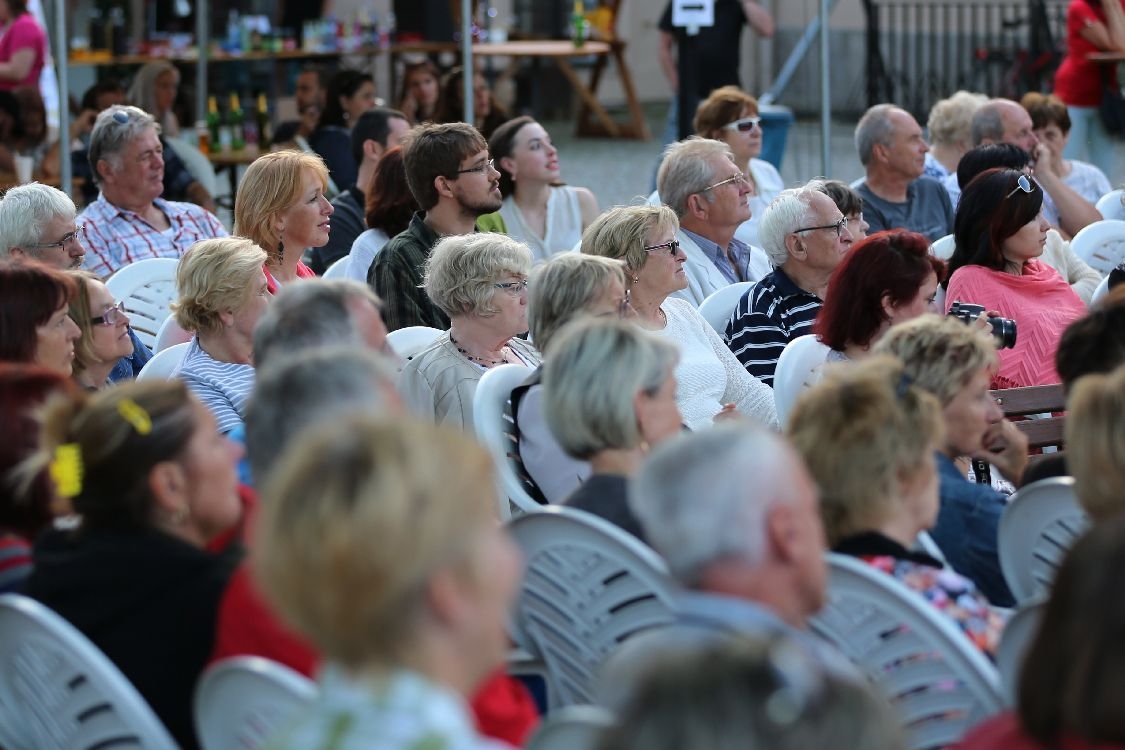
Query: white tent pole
[
  {"left": 462, "top": 0, "right": 473, "bottom": 125},
  {"left": 54, "top": 0, "right": 70, "bottom": 192},
  {"left": 196, "top": 0, "right": 207, "bottom": 126},
  {"left": 820, "top": 0, "right": 830, "bottom": 176}
]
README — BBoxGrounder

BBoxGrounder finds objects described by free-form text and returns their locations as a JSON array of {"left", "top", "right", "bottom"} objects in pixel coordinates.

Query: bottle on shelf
[
  {"left": 228, "top": 93, "right": 246, "bottom": 151},
  {"left": 206, "top": 96, "right": 222, "bottom": 151},
  {"left": 196, "top": 120, "right": 211, "bottom": 155},
  {"left": 571, "top": 0, "right": 588, "bottom": 48},
  {"left": 256, "top": 93, "right": 273, "bottom": 149},
  {"left": 108, "top": 7, "right": 127, "bottom": 56}
]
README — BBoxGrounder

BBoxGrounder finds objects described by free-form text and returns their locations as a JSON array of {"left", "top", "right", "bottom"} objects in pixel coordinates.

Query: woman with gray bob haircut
[
  {"left": 543, "top": 317, "right": 681, "bottom": 542},
  {"left": 398, "top": 233, "right": 541, "bottom": 431}
]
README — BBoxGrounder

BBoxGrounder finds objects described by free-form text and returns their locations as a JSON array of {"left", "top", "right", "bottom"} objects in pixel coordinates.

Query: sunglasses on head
[
  {"left": 1005, "top": 173, "right": 1035, "bottom": 199},
  {"left": 722, "top": 116, "right": 762, "bottom": 133}
]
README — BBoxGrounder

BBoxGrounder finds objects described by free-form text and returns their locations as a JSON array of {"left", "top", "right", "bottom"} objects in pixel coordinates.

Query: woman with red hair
[{"left": 0, "top": 259, "right": 81, "bottom": 375}]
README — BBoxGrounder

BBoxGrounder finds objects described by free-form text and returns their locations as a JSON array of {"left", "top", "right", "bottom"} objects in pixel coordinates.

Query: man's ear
[
  {"left": 363, "top": 138, "right": 383, "bottom": 163},
  {"left": 765, "top": 504, "right": 799, "bottom": 563},
  {"left": 785, "top": 232, "right": 805, "bottom": 260},
  {"left": 95, "top": 158, "right": 114, "bottom": 184},
  {"left": 8, "top": 246, "right": 27, "bottom": 259},
  {"left": 687, "top": 192, "right": 708, "bottom": 219},
  {"left": 433, "top": 174, "right": 456, "bottom": 200}
]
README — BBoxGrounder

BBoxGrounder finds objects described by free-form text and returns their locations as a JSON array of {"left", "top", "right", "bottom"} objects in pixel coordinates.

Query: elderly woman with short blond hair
[
  {"left": 172, "top": 237, "right": 270, "bottom": 433},
  {"left": 234, "top": 150, "right": 334, "bottom": 292},
  {"left": 398, "top": 233, "right": 541, "bottom": 431}
]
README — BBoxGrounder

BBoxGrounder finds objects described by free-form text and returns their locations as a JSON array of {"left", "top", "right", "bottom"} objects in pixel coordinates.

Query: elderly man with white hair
[
  {"left": 79, "top": 105, "right": 226, "bottom": 278},
  {"left": 0, "top": 181, "right": 152, "bottom": 379},
  {"left": 724, "top": 180, "right": 854, "bottom": 387},
  {"left": 656, "top": 137, "right": 772, "bottom": 306}
]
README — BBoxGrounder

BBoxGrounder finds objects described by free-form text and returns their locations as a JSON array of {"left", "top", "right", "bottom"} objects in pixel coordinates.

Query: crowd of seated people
[{"left": 3, "top": 65, "right": 1125, "bottom": 750}]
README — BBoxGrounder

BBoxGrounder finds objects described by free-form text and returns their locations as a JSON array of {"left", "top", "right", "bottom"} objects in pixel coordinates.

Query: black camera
[{"left": 948, "top": 301, "right": 1018, "bottom": 350}]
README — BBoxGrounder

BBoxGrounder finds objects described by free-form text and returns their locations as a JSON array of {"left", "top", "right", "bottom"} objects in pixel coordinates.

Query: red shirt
[
  {"left": 264, "top": 261, "right": 316, "bottom": 295},
  {"left": 1054, "top": 0, "right": 1118, "bottom": 106},
  {"left": 0, "top": 13, "right": 46, "bottom": 91}
]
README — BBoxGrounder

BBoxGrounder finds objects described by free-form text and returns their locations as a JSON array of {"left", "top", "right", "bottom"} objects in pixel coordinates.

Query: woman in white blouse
[{"left": 582, "top": 204, "right": 778, "bottom": 430}]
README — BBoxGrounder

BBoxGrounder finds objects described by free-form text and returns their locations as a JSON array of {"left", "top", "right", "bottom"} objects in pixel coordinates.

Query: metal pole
[
  {"left": 820, "top": 0, "right": 830, "bottom": 176},
  {"left": 462, "top": 0, "right": 474, "bottom": 125},
  {"left": 196, "top": 0, "right": 208, "bottom": 124},
  {"left": 54, "top": 0, "right": 70, "bottom": 193}
]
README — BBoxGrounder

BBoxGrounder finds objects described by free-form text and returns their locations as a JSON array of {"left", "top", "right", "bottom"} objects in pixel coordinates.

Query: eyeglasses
[
  {"left": 700, "top": 173, "right": 749, "bottom": 192},
  {"left": 722, "top": 116, "right": 762, "bottom": 133},
  {"left": 90, "top": 300, "right": 128, "bottom": 327},
  {"left": 29, "top": 227, "right": 81, "bottom": 249},
  {"left": 643, "top": 239, "right": 681, "bottom": 256},
  {"left": 793, "top": 216, "right": 848, "bottom": 238},
  {"left": 457, "top": 158, "right": 495, "bottom": 175},
  {"left": 1005, "top": 173, "right": 1035, "bottom": 199},
  {"left": 493, "top": 278, "right": 529, "bottom": 295}
]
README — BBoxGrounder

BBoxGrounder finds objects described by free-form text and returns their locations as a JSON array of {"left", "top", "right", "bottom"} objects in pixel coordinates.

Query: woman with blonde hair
[
  {"left": 787, "top": 355, "right": 1005, "bottom": 656},
  {"left": 1064, "top": 365, "right": 1125, "bottom": 522},
  {"left": 172, "top": 237, "right": 269, "bottom": 433},
  {"left": 234, "top": 150, "right": 334, "bottom": 291},
  {"left": 255, "top": 415, "right": 523, "bottom": 749},
  {"left": 581, "top": 204, "right": 777, "bottom": 429},
  {"left": 66, "top": 270, "right": 135, "bottom": 390},
  {"left": 924, "top": 90, "right": 987, "bottom": 180},
  {"left": 126, "top": 60, "right": 181, "bottom": 137},
  {"left": 23, "top": 379, "right": 243, "bottom": 749}
]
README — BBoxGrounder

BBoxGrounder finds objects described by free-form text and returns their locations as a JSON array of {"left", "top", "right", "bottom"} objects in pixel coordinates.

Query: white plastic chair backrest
[
  {"left": 773, "top": 334, "right": 831, "bottom": 428},
  {"left": 136, "top": 341, "right": 190, "bottom": 381},
  {"left": 506, "top": 506, "right": 677, "bottom": 709},
  {"left": 809, "top": 554, "right": 1004, "bottom": 750},
  {"left": 525, "top": 704, "right": 615, "bottom": 750},
  {"left": 930, "top": 233, "right": 956, "bottom": 260},
  {"left": 194, "top": 656, "right": 317, "bottom": 750},
  {"left": 1095, "top": 188, "right": 1125, "bottom": 221},
  {"left": 154, "top": 314, "right": 192, "bottom": 353},
  {"left": 998, "top": 477, "right": 1089, "bottom": 604},
  {"left": 697, "top": 281, "right": 756, "bottom": 335},
  {"left": 1069, "top": 219, "right": 1125, "bottom": 275},
  {"left": 166, "top": 136, "right": 218, "bottom": 197},
  {"left": 1091, "top": 274, "right": 1110, "bottom": 305},
  {"left": 995, "top": 599, "right": 1045, "bottom": 708},
  {"left": 322, "top": 255, "right": 350, "bottom": 279},
  {"left": 104, "top": 258, "right": 180, "bottom": 350},
  {"left": 386, "top": 326, "right": 444, "bottom": 362},
  {"left": 472, "top": 363, "right": 541, "bottom": 519},
  {"left": 0, "top": 593, "right": 178, "bottom": 750}
]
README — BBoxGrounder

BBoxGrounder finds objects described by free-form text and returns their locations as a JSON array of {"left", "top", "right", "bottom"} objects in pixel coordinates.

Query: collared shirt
[
  {"left": 724, "top": 267, "right": 822, "bottom": 387},
  {"left": 80, "top": 195, "right": 227, "bottom": 278},
  {"left": 368, "top": 211, "right": 452, "bottom": 332},
  {"left": 682, "top": 227, "right": 760, "bottom": 284}
]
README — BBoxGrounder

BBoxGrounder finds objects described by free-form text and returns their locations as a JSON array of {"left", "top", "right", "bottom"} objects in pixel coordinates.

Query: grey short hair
[
  {"left": 253, "top": 278, "right": 384, "bottom": 368},
  {"left": 543, "top": 318, "right": 679, "bottom": 459},
  {"left": 656, "top": 137, "right": 734, "bottom": 217},
  {"left": 630, "top": 423, "right": 795, "bottom": 586},
  {"left": 528, "top": 254, "right": 626, "bottom": 353},
  {"left": 424, "top": 233, "right": 532, "bottom": 318},
  {"left": 855, "top": 103, "right": 900, "bottom": 167},
  {"left": 927, "top": 90, "right": 988, "bottom": 148},
  {"left": 0, "top": 182, "right": 76, "bottom": 255},
  {"left": 89, "top": 105, "right": 160, "bottom": 185},
  {"left": 757, "top": 183, "right": 820, "bottom": 267},
  {"left": 245, "top": 345, "right": 399, "bottom": 483},
  {"left": 970, "top": 100, "right": 1007, "bottom": 146}
]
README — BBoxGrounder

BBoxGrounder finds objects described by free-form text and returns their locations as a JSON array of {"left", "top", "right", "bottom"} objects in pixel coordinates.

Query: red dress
[{"left": 1054, "top": 0, "right": 1115, "bottom": 107}]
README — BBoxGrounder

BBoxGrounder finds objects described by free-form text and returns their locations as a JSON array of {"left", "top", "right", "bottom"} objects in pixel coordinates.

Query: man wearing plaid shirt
[{"left": 79, "top": 105, "right": 225, "bottom": 278}]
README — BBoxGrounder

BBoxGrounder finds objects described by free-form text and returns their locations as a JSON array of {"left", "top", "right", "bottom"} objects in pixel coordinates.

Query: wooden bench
[{"left": 991, "top": 384, "right": 1066, "bottom": 467}]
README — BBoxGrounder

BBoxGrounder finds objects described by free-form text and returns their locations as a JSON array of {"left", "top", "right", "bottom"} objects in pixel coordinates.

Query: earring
[
  {"left": 277, "top": 239, "right": 285, "bottom": 262},
  {"left": 632, "top": 275, "right": 639, "bottom": 283}
]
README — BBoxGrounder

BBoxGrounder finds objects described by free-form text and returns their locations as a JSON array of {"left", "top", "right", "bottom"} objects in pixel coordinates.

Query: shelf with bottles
[{"left": 196, "top": 92, "right": 275, "bottom": 156}]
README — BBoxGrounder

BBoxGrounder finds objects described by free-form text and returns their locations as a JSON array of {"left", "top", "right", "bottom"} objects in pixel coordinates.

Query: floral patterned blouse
[{"left": 834, "top": 531, "right": 1007, "bottom": 658}]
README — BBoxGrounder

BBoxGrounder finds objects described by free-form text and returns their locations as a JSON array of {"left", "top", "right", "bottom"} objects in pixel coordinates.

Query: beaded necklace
[{"left": 450, "top": 334, "right": 508, "bottom": 367}]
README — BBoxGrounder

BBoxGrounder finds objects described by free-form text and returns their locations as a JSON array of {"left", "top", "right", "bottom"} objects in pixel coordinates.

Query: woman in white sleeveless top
[{"left": 479, "top": 117, "right": 599, "bottom": 263}]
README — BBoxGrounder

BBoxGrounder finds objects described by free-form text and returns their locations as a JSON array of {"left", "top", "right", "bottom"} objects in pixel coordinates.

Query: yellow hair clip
[
  {"left": 117, "top": 398, "right": 152, "bottom": 435},
  {"left": 49, "top": 443, "right": 83, "bottom": 499}
]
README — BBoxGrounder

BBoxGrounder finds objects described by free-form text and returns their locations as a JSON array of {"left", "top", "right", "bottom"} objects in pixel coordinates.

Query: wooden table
[
  {"left": 0, "top": 173, "right": 86, "bottom": 203},
  {"left": 393, "top": 40, "right": 649, "bottom": 140},
  {"left": 207, "top": 147, "right": 262, "bottom": 201}
]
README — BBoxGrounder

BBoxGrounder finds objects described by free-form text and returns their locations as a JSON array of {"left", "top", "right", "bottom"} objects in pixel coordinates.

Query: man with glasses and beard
[{"left": 367, "top": 121, "right": 503, "bottom": 332}]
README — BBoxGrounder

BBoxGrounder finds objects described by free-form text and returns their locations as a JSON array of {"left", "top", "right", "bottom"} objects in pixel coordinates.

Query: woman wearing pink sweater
[{"left": 945, "top": 168, "right": 1086, "bottom": 387}]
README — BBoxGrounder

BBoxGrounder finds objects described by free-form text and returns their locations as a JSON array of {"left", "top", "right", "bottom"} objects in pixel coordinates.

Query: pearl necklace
[{"left": 450, "top": 334, "right": 508, "bottom": 367}]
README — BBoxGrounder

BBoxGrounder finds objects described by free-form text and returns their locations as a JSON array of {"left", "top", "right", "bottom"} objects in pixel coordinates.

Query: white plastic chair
[
  {"left": 1069, "top": 219, "right": 1125, "bottom": 275},
  {"left": 998, "top": 477, "right": 1089, "bottom": 605},
  {"left": 809, "top": 554, "right": 1004, "bottom": 750},
  {"left": 0, "top": 593, "right": 178, "bottom": 750},
  {"left": 1091, "top": 274, "right": 1111, "bottom": 305},
  {"left": 995, "top": 599, "right": 1044, "bottom": 708},
  {"left": 194, "top": 656, "right": 317, "bottom": 750},
  {"left": 104, "top": 257, "right": 180, "bottom": 350},
  {"left": 697, "top": 281, "right": 755, "bottom": 335},
  {"left": 154, "top": 314, "right": 192, "bottom": 353},
  {"left": 322, "top": 255, "right": 350, "bottom": 279},
  {"left": 136, "top": 341, "right": 190, "bottom": 381},
  {"left": 772, "top": 334, "right": 831, "bottom": 428},
  {"left": 472, "top": 363, "right": 542, "bottom": 519},
  {"left": 1095, "top": 188, "right": 1125, "bottom": 221},
  {"left": 525, "top": 704, "right": 615, "bottom": 750},
  {"left": 930, "top": 233, "right": 956, "bottom": 260},
  {"left": 386, "top": 325, "right": 444, "bottom": 362},
  {"left": 506, "top": 506, "right": 677, "bottom": 709}
]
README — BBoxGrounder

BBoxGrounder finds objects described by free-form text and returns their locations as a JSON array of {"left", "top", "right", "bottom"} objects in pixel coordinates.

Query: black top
[
  {"left": 563, "top": 473, "right": 647, "bottom": 544},
  {"left": 23, "top": 526, "right": 242, "bottom": 749},
  {"left": 658, "top": 0, "right": 748, "bottom": 99},
  {"left": 833, "top": 530, "right": 944, "bottom": 568}
]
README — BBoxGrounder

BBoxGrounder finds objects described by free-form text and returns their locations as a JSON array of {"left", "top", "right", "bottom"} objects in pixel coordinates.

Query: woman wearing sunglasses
[
  {"left": 946, "top": 168, "right": 1086, "bottom": 387},
  {"left": 692, "top": 86, "right": 784, "bottom": 248},
  {"left": 66, "top": 271, "right": 135, "bottom": 390}
]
